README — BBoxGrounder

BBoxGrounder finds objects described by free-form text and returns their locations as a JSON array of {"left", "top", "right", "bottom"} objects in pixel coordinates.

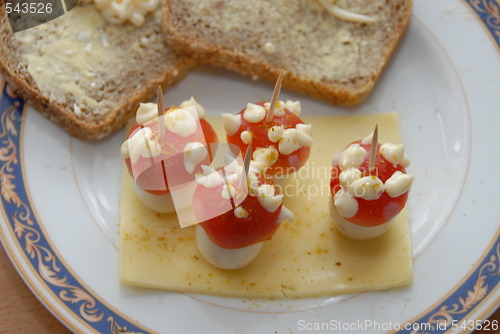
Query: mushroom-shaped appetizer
[
  {"left": 222, "top": 71, "right": 312, "bottom": 175},
  {"left": 192, "top": 146, "right": 294, "bottom": 269},
  {"left": 121, "top": 94, "right": 218, "bottom": 213},
  {"left": 330, "top": 126, "right": 413, "bottom": 239}
]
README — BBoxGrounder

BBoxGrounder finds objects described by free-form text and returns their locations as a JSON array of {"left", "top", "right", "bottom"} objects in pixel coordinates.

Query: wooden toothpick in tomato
[{"left": 330, "top": 127, "right": 414, "bottom": 239}]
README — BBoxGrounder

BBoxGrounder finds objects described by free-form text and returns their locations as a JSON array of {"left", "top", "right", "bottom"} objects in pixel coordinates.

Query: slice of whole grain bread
[
  {"left": 0, "top": 3, "right": 196, "bottom": 140},
  {"left": 162, "top": 0, "right": 412, "bottom": 106}
]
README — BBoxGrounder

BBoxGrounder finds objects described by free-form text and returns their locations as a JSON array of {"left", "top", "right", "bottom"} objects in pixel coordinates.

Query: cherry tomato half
[
  {"left": 193, "top": 173, "right": 282, "bottom": 249},
  {"left": 124, "top": 109, "right": 218, "bottom": 195},
  {"left": 330, "top": 141, "right": 409, "bottom": 227},
  {"left": 226, "top": 103, "right": 310, "bottom": 175}
]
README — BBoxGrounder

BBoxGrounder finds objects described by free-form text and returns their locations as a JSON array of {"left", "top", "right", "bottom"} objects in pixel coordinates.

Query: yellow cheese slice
[{"left": 119, "top": 112, "right": 413, "bottom": 298}]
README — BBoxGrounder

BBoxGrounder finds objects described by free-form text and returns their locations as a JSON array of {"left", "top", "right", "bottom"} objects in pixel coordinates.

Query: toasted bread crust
[
  {"left": 162, "top": 0, "right": 412, "bottom": 106},
  {"left": 0, "top": 4, "right": 196, "bottom": 140}
]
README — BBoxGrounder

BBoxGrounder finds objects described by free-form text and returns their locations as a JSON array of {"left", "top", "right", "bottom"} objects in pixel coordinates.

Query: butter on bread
[
  {"left": 0, "top": 3, "right": 195, "bottom": 140},
  {"left": 162, "top": 0, "right": 412, "bottom": 106}
]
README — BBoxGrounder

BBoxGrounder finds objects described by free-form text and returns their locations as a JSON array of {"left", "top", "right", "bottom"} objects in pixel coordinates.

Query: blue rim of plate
[
  {"left": 463, "top": 0, "right": 500, "bottom": 52},
  {"left": 0, "top": 2, "right": 499, "bottom": 333},
  {"left": 0, "top": 83, "right": 150, "bottom": 333}
]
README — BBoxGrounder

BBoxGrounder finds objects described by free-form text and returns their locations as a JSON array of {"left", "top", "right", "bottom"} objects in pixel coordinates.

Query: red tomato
[
  {"left": 226, "top": 103, "right": 310, "bottom": 175},
  {"left": 124, "top": 108, "right": 218, "bottom": 195},
  {"left": 193, "top": 173, "right": 282, "bottom": 249},
  {"left": 330, "top": 141, "right": 409, "bottom": 227}
]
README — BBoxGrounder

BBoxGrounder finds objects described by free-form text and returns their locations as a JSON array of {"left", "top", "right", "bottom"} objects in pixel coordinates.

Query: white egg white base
[
  {"left": 329, "top": 199, "right": 391, "bottom": 240},
  {"left": 195, "top": 225, "right": 263, "bottom": 270},
  {"left": 133, "top": 183, "right": 176, "bottom": 213}
]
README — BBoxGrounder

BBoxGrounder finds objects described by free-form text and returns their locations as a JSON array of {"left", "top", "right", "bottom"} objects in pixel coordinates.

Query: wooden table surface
[
  {"left": 0, "top": 245, "right": 498, "bottom": 334},
  {"left": 0, "top": 246, "right": 70, "bottom": 334}
]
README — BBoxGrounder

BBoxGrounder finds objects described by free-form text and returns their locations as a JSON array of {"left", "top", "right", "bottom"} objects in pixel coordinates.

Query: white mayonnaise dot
[
  {"left": 120, "top": 140, "right": 130, "bottom": 159},
  {"left": 268, "top": 125, "right": 284, "bottom": 143},
  {"left": 222, "top": 113, "right": 241, "bottom": 136},
  {"left": 126, "top": 127, "right": 161, "bottom": 164},
  {"left": 278, "top": 125, "right": 312, "bottom": 155},
  {"left": 339, "top": 168, "right": 362, "bottom": 188},
  {"left": 338, "top": 144, "right": 367, "bottom": 170},
  {"left": 333, "top": 189, "right": 358, "bottom": 218},
  {"left": 252, "top": 146, "right": 279, "bottom": 167},
  {"left": 264, "top": 101, "right": 285, "bottom": 116},
  {"left": 380, "top": 143, "right": 410, "bottom": 168},
  {"left": 234, "top": 206, "right": 249, "bottom": 218},
  {"left": 240, "top": 130, "right": 253, "bottom": 144},
  {"left": 385, "top": 171, "right": 414, "bottom": 197},
  {"left": 243, "top": 103, "right": 266, "bottom": 123},
  {"left": 257, "top": 184, "right": 283, "bottom": 213},
  {"left": 278, "top": 205, "right": 294, "bottom": 223},
  {"left": 164, "top": 106, "right": 198, "bottom": 137},
  {"left": 295, "top": 124, "right": 313, "bottom": 146},
  {"left": 284, "top": 100, "right": 301, "bottom": 115},
  {"left": 183, "top": 142, "right": 208, "bottom": 174},
  {"left": 348, "top": 175, "right": 384, "bottom": 200},
  {"left": 196, "top": 166, "right": 222, "bottom": 188},
  {"left": 180, "top": 96, "right": 206, "bottom": 118},
  {"left": 278, "top": 129, "right": 301, "bottom": 155},
  {"left": 136, "top": 102, "right": 158, "bottom": 125},
  {"left": 361, "top": 131, "right": 373, "bottom": 145}
]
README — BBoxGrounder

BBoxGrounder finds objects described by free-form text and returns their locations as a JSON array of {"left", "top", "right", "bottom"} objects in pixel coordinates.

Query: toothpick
[
  {"left": 369, "top": 124, "right": 378, "bottom": 173},
  {"left": 221, "top": 171, "right": 234, "bottom": 203},
  {"left": 265, "top": 69, "right": 284, "bottom": 122},
  {"left": 157, "top": 86, "right": 165, "bottom": 139},
  {"left": 239, "top": 142, "right": 252, "bottom": 190}
]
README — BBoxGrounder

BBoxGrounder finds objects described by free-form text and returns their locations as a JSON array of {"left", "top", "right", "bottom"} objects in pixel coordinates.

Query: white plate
[{"left": 1, "top": 0, "right": 499, "bottom": 333}]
